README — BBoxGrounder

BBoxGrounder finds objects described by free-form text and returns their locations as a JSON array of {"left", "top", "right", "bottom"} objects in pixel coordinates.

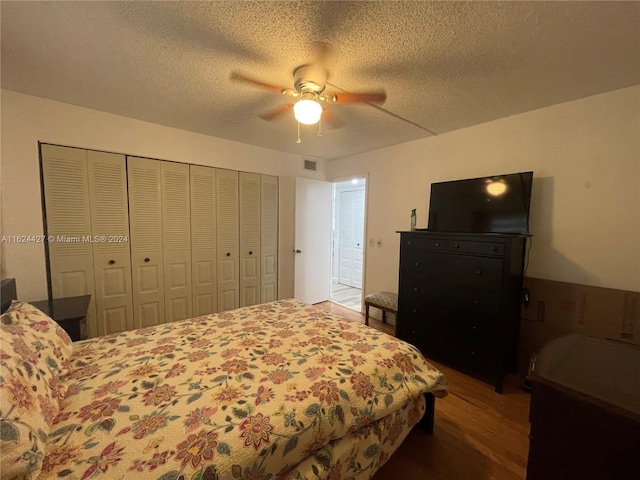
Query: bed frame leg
[{"left": 418, "top": 392, "right": 435, "bottom": 433}]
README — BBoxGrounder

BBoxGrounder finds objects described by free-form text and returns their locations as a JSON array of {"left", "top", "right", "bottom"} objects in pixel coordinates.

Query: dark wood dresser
[
  {"left": 396, "top": 230, "right": 526, "bottom": 392},
  {"left": 527, "top": 334, "right": 640, "bottom": 480}
]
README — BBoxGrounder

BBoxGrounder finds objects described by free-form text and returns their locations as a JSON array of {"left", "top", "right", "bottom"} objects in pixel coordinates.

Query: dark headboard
[{"left": 1, "top": 278, "right": 17, "bottom": 313}]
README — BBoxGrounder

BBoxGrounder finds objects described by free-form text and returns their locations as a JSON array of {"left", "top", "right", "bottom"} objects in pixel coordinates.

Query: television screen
[{"left": 427, "top": 171, "right": 533, "bottom": 234}]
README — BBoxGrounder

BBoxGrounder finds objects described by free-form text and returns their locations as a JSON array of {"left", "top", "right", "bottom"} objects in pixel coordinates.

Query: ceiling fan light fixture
[{"left": 293, "top": 98, "right": 322, "bottom": 125}]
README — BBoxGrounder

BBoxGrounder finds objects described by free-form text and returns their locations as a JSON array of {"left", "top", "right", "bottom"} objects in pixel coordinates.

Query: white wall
[
  {"left": 328, "top": 86, "right": 640, "bottom": 294},
  {"left": 0, "top": 90, "right": 328, "bottom": 301}
]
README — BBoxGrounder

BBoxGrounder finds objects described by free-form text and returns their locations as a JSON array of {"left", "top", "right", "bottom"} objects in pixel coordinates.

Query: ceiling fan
[{"left": 230, "top": 44, "right": 387, "bottom": 137}]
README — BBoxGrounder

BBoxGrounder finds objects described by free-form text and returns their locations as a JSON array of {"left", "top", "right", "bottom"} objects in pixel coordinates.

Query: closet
[{"left": 40, "top": 144, "right": 278, "bottom": 338}]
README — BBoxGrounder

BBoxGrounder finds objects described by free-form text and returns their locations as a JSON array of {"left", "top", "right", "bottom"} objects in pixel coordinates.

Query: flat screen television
[{"left": 427, "top": 171, "right": 533, "bottom": 234}]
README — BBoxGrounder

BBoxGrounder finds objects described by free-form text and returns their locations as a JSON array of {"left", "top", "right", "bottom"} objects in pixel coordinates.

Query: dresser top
[
  {"left": 397, "top": 230, "right": 531, "bottom": 238},
  {"left": 530, "top": 334, "right": 640, "bottom": 416}
]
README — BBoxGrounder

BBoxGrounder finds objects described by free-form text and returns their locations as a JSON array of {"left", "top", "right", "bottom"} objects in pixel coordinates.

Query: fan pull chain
[
  {"left": 317, "top": 117, "right": 322, "bottom": 136},
  {"left": 296, "top": 122, "right": 301, "bottom": 143}
]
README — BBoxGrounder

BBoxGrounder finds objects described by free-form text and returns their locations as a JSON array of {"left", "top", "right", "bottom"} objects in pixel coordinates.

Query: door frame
[{"left": 330, "top": 174, "right": 369, "bottom": 312}]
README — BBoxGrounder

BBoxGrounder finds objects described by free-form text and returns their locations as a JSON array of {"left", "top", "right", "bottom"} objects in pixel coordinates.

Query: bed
[{"left": 0, "top": 298, "right": 448, "bottom": 480}]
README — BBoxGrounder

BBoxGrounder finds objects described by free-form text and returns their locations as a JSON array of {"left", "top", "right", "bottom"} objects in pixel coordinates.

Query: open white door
[
  {"left": 294, "top": 177, "right": 332, "bottom": 304},
  {"left": 338, "top": 189, "right": 365, "bottom": 288}
]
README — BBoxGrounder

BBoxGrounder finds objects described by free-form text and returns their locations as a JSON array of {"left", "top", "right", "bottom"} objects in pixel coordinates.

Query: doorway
[{"left": 330, "top": 177, "right": 366, "bottom": 311}]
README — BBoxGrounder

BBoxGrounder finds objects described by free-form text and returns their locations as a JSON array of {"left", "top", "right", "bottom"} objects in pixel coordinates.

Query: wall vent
[{"left": 303, "top": 159, "right": 317, "bottom": 171}]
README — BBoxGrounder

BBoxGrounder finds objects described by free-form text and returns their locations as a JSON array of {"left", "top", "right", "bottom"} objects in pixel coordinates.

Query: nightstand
[{"left": 30, "top": 295, "right": 91, "bottom": 341}]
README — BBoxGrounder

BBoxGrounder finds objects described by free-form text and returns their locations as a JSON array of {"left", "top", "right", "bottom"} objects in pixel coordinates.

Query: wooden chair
[{"left": 364, "top": 291, "right": 398, "bottom": 326}]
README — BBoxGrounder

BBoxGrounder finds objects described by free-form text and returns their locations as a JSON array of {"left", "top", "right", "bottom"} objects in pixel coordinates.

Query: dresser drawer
[
  {"left": 424, "top": 253, "right": 504, "bottom": 291},
  {"left": 400, "top": 281, "right": 501, "bottom": 319},
  {"left": 402, "top": 234, "right": 506, "bottom": 256},
  {"left": 396, "top": 311, "right": 428, "bottom": 342},
  {"left": 422, "top": 324, "right": 501, "bottom": 373},
  {"left": 402, "top": 251, "right": 504, "bottom": 289},
  {"left": 447, "top": 240, "right": 505, "bottom": 256},
  {"left": 401, "top": 235, "right": 447, "bottom": 252},
  {"left": 400, "top": 249, "right": 432, "bottom": 279}
]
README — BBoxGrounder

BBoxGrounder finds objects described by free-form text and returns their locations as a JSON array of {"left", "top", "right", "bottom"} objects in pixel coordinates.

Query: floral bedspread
[{"left": 40, "top": 299, "right": 448, "bottom": 480}]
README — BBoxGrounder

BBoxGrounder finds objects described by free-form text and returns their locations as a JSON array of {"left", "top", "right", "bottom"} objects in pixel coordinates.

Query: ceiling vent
[{"left": 303, "top": 159, "right": 317, "bottom": 171}]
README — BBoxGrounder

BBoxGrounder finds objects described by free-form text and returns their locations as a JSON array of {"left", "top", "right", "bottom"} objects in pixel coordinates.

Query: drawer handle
[
  {"left": 412, "top": 309, "right": 417, "bottom": 313},
  {"left": 407, "top": 241, "right": 412, "bottom": 245},
  {"left": 249, "top": 251, "right": 253, "bottom": 255},
  {"left": 144, "top": 257, "right": 150, "bottom": 263},
  {"left": 491, "top": 246, "right": 498, "bottom": 252},
  {"left": 411, "top": 330, "right": 416, "bottom": 335},
  {"left": 413, "top": 287, "right": 419, "bottom": 292},
  {"left": 108, "top": 259, "right": 115, "bottom": 265},
  {"left": 435, "top": 242, "right": 440, "bottom": 247},
  {"left": 470, "top": 351, "right": 476, "bottom": 356},
  {"left": 473, "top": 299, "right": 480, "bottom": 305},
  {"left": 453, "top": 243, "right": 460, "bottom": 248},
  {"left": 472, "top": 325, "right": 477, "bottom": 331},
  {"left": 414, "top": 262, "right": 420, "bottom": 267},
  {"left": 475, "top": 270, "right": 482, "bottom": 275},
  {"left": 226, "top": 252, "right": 231, "bottom": 257}
]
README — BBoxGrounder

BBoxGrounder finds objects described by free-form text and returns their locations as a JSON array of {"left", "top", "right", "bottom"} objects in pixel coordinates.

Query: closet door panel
[
  {"left": 40, "top": 144, "right": 97, "bottom": 334},
  {"left": 190, "top": 165, "right": 218, "bottom": 315},
  {"left": 127, "top": 156, "right": 165, "bottom": 327},
  {"left": 261, "top": 175, "right": 278, "bottom": 302},
  {"left": 161, "top": 162, "right": 192, "bottom": 321},
  {"left": 239, "top": 172, "right": 261, "bottom": 307},
  {"left": 139, "top": 303, "right": 161, "bottom": 327},
  {"left": 87, "top": 150, "right": 133, "bottom": 335},
  {"left": 241, "top": 257, "right": 259, "bottom": 306},
  {"left": 216, "top": 169, "right": 239, "bottom": 312},
  {"left": 194, "top": 260, "right": 215, "bottom": 314}
]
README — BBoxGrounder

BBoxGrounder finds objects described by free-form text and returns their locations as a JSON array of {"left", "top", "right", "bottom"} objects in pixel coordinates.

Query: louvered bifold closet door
[
  {"left": 127, "top": 156, "right": 165, "bottom": 327},
  {"left": 41, "top": 144, "right": 97, "bottom": 331},
  {"left": 239, "top": 172, "right": 261, "bottom": 307},
  {"left": 216, "top": 169, "right": 239, "bottom": 311},
  {"left": 190, "top": 165, "right": 217, "bottom": 316},
  {"left": 261, "top": 175, "right": 278, "bottom": 302},
  {"left": 87, "top": 151, "right": 133, "bottom": 335},
  {"left": 161, "top": 161, "right": 192, "bottom": 321}
]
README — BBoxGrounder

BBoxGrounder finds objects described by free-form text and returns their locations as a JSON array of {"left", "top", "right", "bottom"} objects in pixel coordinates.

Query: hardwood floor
[
  {"left": 330, "top": 281, "right": 362, "bottom": 311},
  {"left": 315, "top": 301, "right": 531, "bottom": 480}
]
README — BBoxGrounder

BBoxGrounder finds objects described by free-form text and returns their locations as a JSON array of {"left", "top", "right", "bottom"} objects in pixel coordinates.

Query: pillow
[
  {"left": 1, "top": 301, "right": 73, "bottom": 368},
  {"left": 0, "top": 302, "right": 73, "bottom": 479}
]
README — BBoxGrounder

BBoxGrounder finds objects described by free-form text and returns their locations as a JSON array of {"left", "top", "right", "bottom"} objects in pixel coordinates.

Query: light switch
[
  {"left": 368, "top": 238, "right": 374, "bottom": 247},
  {"left": 376, "top": 239, "right": 382, "bottom": 247}
]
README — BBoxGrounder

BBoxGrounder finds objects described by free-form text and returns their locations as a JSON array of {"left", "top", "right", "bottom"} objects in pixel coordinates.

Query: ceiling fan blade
[
  {"left": 258, "top": 103, "right": 293, "bottom": 121},
  {"left": 328, "top": 90, "right": 387, "bottom": 105},
  {"left": 322, "top": 108, "right": 343, "bottom": 128},
  {"left": 230, "top": 72, "right": 288, "bottom": 93}
]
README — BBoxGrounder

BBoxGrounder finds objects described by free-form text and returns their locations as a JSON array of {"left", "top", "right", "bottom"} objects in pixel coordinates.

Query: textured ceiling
[{"left": 2, "top": 1, "right": 639, "bottom": 161}]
